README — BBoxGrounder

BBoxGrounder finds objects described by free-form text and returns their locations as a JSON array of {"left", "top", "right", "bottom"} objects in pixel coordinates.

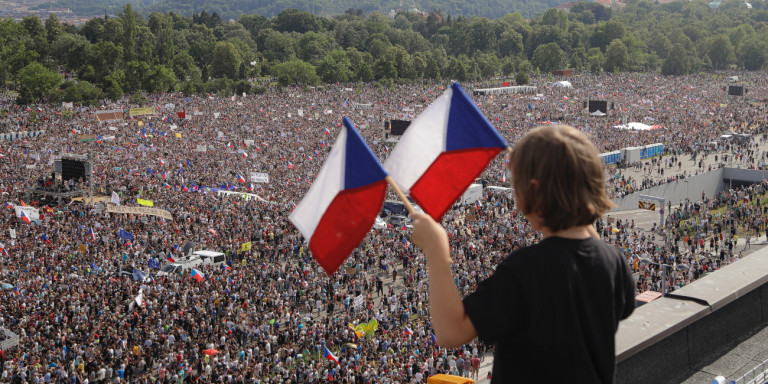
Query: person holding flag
[{"left": 410, "top": 124, "right": 635, "bottom": 383}]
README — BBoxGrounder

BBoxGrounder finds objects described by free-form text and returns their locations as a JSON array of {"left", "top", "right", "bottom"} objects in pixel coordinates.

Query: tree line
[
  {"left": 38, "top": 0, "right": 564, "bottom": 21},
  {"left": 3, "top": 0, "right": 768, "bottom": 105}
]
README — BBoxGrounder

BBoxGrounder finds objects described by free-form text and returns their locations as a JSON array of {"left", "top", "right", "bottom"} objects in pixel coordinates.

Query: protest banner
[
  {"left": 250, "top": 172, "right": 269, "bottom": 183},
  {"left": 14, "top": 206, "right": 40, "bottom": 222},
  {"left": 106, "top": 205, "right": 173, "bottom": 220},
  {"left": 137, "top": 199, "right": 154, "bottom": 207},
  {"left": 95, "top": 110, "right": 123, "bottom": 121},
  {"left": 130, "top": 107, "right": 155, "bottom": 116}
]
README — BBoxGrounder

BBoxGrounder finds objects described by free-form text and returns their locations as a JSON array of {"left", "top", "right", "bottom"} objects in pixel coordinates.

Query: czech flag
[
  {"left": 5, "top": 202, "right": 12, "bottom": 209},
  {"left": 242, "top": 151, "right": 248, "bottom": 158},
  {"left": 41, "top": 233, "right": 51, "bottom": 244},
  {"left": 167, "top": 255, "right": 175, "bottom": 263},
  {"left": 96, "top": 135, "right": 102, "bottom": 144},
  {"left": 159, "top": 159, "right": 165, "bottom": 166},
  {"left": 161, "top": 171, "right": 166, "bottom": 179},
  {"left": 286, "top": 161, "right": 293, "bottom": 169},
  {"left": 227, "top": 142, "right": 233, "bottom": 149},
  {"left": 404, "top": 326, "right": 414, "bottom": 336},
  {"left": 89, "top": 227, "right": 96, "bottom": 241},
  {"left": 383, "top": 82, "right": 507, "bottom": 221},
  {"left": 190, "top": 268, "right": 204, "bottom": 282},
  {"left": 323, "top": 345, "right": 339, "bottom": 364},
  {"left": 20, "top": 199, "right": 27, "bottom": 207},
  {"left": 289, "top": 117, "right": 388, "bottom": 275},
  {"left": 19, "top": 211, "right": 31, "bottom": 224},
  {"left": 237, "top": 174, "right": 246, "bottom": 183},
  {"left": 247, "top": 183, "right": 254, "bottom": 191}
]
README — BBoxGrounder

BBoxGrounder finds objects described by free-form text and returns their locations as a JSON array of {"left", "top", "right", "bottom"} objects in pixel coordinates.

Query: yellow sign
[
  {"left": 175, "top": 133, "right": 182, "bottom": 138},
  {"left": 638, "top": 201, "right": 656, "bottom": 211},
  {"left": 137, "top": 121, "right": 144, "bottom": 126},
  {"left": 137, "top": 198, "right": 154, "bottom": 207},
  {"left": 241, "top": 242, "right": 252, "bottom": 251},
  {"left": 130, "top": 107, "right": 155, "bottom": 116}
]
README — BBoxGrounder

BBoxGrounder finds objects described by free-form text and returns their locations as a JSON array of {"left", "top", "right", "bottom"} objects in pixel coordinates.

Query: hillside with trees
[
  {"left": 34, "top": 0, "right": 567, "bottom": 20},
  {"left": 4, "top": 0, "right": 768, "bottom": 105}
]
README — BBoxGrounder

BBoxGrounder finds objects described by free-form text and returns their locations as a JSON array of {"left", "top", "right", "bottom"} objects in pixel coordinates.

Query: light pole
[{"left": 640, "top": 258, "right": 690, "bottom": 296}]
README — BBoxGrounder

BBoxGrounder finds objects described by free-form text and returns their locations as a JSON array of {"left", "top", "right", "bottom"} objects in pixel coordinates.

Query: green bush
[{"left": 129, "top": 93, "right": 149, "bottom": 106}]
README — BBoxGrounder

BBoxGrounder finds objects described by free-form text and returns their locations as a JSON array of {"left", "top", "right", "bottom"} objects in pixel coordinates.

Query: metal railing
[{"left": 730, "top": 358, "right": 768, "bottom": 384}]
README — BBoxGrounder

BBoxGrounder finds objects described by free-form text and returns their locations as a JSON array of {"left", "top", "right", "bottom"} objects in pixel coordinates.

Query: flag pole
[{"left": 385, "top": 176, "right": 416, "bottom": 215}]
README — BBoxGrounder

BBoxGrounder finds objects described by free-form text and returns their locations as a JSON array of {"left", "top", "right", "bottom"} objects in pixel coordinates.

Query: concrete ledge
[
  {"left": 615, "top": 246, "right": 768, "bottom": 383},
  {"left": 672, "top": 248, "right": 768, "bottom": 312}
]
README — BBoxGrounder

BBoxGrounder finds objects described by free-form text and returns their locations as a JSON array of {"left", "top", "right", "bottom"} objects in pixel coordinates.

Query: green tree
[
  {"left": 63, "top": 80, "right": 103, "bottom": 105},
  {"left": 662, "top": 44, "right": 692, "bottom": 75},
  {"left": 210, "top": 41, "right": 242, "bottom": 79},
  {"left": 425, "top": 56, "right": 441, "bottom": 80},
  {"left": 298, "top": 32, "right": 331, "bottom": 64},
  {"left": 44, "top": 14, "right": 64, "bottom": 44},
  {"left": 475, "top": 53, "right": 502, "bottom": 79},
  {"left": 317, "top": 50, "right": 353, "bottom": 83},
  {"left": 738, "top": 36, "right": 768, "bottom": 70},
  {"left": 273, "top": 9, "right": 321, "bottom": 33},
  {"left": 261, "top": 30, "right": 296, "bottom": 62},
  {"left": 373, "top": 58, "right": 397, "bottom": 80},
  {"left": 272, "top": 60, "right": 319, "bottom": 86},
  {"left": 604, "top": 39, "right": 628, "bottom": 72},
  {"left": 17, "top": 62, "right": 62, "bottom": 105},
  {"left": 706, "top": 35, "right": 736, "bottom": 70},
  {"left": 587, "top": 47, "right": 605, "bottom": 73},
  {"left": 148, "top": 65, "right": 177, "bottom": 93},
  {"left": 21, "top": 16, "right": 49, "bottom": 59},
  {"left": 356, "top": 63, "right": 374, "bottom": 82},
  {"left": 515, "top": 71, "right": 529, "bottom": 85},
  {"left": 531, "top": 42, "right": 566, "bottom": 73},
  {"left": 102, "top": 72, "right": 124, "bottom": 101},
  {"left": 171, "top": 52, "right": 201, "bottom": 81},
  {"left": 119, "top": 4, "right": 140, "bottom": 62},
  {"left": 123, "top": 60, "right": 151, "bottom": 93}
]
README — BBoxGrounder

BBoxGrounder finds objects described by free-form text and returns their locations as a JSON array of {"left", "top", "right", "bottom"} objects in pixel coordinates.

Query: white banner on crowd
[
  {"left": 250, "top": 173, "right": 269, "bottom": 184},
  {"left": 106, "top": 205, "right": 173, "bottom": 220},
  {"left": 111, "top": 191, "right": 120, "bottom": 206},
  {"left": 14, "top": 206, "right": 40, "bottom": 222},
  {"left": 216, "top": 190, "right": 270, "bottom": 203},
  {"left": 195, "top": 145, "right": 207, "bottom": 152},
  {"left": 9, "top": 229, "right": 16, "bottom": 239}
]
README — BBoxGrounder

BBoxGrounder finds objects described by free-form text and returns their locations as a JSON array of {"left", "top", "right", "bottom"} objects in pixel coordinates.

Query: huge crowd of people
[{"left": 0, "top": 71, "right": 768, "bottom": 383}]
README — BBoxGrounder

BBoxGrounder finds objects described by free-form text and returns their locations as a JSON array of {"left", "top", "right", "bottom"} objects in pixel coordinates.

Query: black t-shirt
[{"left": 463, "top": 236, "right": 635, "bottom": 383}]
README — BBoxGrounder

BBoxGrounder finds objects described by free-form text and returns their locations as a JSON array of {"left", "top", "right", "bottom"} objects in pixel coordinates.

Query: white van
[
  {"left": 192, "top": 250, "right": 226, "bottom": 267},
  {"left": 157, "top": 256, "right": 203, "bottom": 276}
]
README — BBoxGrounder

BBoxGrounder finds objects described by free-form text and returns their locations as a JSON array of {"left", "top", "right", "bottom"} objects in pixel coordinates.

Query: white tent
[
  {"left": 613, "top": 122, "right": 662, "bottom": 131},
  {"left": 590, "top": 110, "right": 606, "bottom": 117},
  {"left": 551, "top": 81, "right": 573, "bottom": 88}
]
